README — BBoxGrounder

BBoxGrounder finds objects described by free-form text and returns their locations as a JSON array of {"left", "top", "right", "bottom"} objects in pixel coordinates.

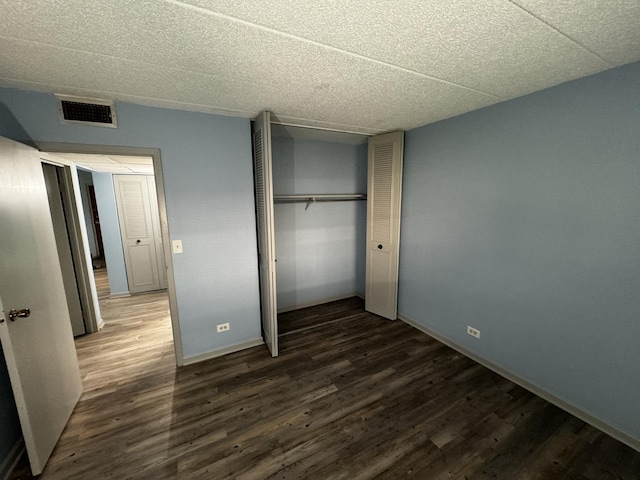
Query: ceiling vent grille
[{"left": 56, "top": 95, "right": 117, "bottom": 128}]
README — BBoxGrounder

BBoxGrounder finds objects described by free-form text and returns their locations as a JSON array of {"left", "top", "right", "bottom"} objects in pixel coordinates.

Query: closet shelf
[{"left": 274, "top": 194, "right": 367, "bottom": 210}]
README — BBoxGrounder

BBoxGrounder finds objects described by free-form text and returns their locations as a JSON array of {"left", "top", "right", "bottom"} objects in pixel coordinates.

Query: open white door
[
  {"left": 0, "top": 136, "right": 82, "bottom": 475},
  {"left": 252, "top": 111, "right": 278, "bottom": 357},
  {"left": 365, "top": 131, "right": 404, "bottom": 320},
  {"left": 114, "top": 175, "right": 163, "bottom": 293}
]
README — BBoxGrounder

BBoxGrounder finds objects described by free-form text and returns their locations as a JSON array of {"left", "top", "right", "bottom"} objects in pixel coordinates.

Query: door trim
[{"left": 37, "top": 142, "right": 184, "bottom": 366}]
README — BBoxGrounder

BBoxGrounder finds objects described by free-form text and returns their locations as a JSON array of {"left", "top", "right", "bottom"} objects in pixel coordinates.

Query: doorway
[
  {"left": 252, "top": 116, "right": 405, "bottom": 357},
  {"left": 40, "top": 144, "right": 183, "bottom": 364},
  {"left": 252, "top": 115, "right": 372, "bottom": 357},
  {"left": 52, "top": 155, "right": 167, "bottom": 296}
]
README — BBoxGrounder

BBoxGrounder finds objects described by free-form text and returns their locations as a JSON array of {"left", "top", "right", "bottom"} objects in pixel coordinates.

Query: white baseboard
[
  {"left": 182, "top": 338, "right": 264, "bottom": 366},
  {"left": 0, "top": 439, "right": 24, "bottom": 480},
  {"left": 277, "top": 293, "right": 360, "bottom": 313},
  {"left": 398, "top": 313, "right": 640, "bottom": 453}
]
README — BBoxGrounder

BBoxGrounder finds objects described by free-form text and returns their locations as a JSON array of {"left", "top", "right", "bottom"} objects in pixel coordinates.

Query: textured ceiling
[{"left": 1, "top": 0, "right": 638, "bottom": 134}]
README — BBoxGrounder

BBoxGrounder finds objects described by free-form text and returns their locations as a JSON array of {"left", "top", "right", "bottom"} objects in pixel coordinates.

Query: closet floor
[
  {"left": 278, "top": 296, "right": 365, "bottom": 335},
  {"left": 9, "top": 295, "right": 640, "bottom": 479}
]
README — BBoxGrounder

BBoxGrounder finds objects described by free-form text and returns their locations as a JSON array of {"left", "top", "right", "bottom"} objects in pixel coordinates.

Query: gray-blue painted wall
[
  {"left": 0, "top": 89, "right": 262, "bottom": 359},
  {"left": 400, "top": 61, "right": 640, "bottom": 442},
  {"left": 272, "top": 137, "right": 367, "bottom": 310},
  {"left": 77, "top": 169, "right": 98, "bottom": 259},
  {"left": 92, "top": 172, "right": 129, "bottom": 296}
]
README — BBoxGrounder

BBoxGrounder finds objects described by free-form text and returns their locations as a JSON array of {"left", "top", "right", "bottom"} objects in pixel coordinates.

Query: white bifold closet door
[
  {"left": 365, "top": 131, "right": 404, "bottom": 320},
  {"left": 114, "top": 175, "right": 167, "bottom": 294},
  {"left": 252, "top": 111, "right": 278, "bottom": 357}
]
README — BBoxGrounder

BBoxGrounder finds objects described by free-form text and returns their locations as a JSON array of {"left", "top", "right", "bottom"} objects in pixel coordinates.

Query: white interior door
[
  {"left": 0, "top": 136, "right": 82, "bottom": 476},
  {"left": 42, "top": 163, "right": 86, "bottom": 336},
  {"left": 252, "top": 111, "right": 278, "bottom": 357},
  {"left": 365, "top": 131, "right": 404, "bottom": 320},
  {"left": 114, "top": 175, "right": 162, "bottom": 294}
]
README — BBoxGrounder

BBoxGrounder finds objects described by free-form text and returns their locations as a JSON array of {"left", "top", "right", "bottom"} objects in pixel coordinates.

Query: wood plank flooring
[{"left": 10, "top": 271, "right": 640, "bottom": 479}]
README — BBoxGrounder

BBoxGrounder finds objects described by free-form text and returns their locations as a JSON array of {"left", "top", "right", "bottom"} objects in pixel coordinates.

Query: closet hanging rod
[{"left": 274, "top": 194, "right": 366, "bottom": 205}]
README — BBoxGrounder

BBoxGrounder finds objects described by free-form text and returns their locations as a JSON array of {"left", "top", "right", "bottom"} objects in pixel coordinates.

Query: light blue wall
[
  {"left": 77, "top": 169, "right": 98, "bottom": 258},
  {"left": 272, "top": 137, "right": 367, "bottom": 310},
  {"left": 0, "top": 89, "right": 261, "bottom": 359},
  {"left": 400, "top": 61, "right": 640, "bottom": 442},
  {"left": 92, "top": 172, "right": 129, "bottom": 295}
]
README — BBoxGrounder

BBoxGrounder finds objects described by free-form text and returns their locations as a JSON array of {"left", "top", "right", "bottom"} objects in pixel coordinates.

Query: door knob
[
  {"left": 136, "top": 239, "right": 141, "bottom": 244},
  {"left": 8, "top": 308, "right": 31, "bottom": 321},
  {"left": 378, "top": 244, "right": 383, "bottom": 249}
]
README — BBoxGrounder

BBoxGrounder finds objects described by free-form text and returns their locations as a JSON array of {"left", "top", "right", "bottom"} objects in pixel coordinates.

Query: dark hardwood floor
[{"left": 10, "top": 272, "right": 640, "bottom": 479}]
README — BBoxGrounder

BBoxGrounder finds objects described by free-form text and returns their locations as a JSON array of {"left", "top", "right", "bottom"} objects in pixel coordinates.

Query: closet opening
[
  {"left": 252, "top": 114, "right": 405, "bottom": 357},
  {"left": 255, "top": 120, "right": 370, "bottom": 344}
]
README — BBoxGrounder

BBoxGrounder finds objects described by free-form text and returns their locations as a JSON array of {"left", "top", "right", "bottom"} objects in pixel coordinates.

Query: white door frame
[{"left": 38, "top": 142, "right": 184, "bottom": 365}]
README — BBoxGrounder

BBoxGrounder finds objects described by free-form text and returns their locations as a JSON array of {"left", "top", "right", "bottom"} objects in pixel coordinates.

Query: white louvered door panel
[
  {"left": 114, "top": 175, "right": 162, "bottom": 294},
  {"left": 366, "top": 131, "right": 404, "bottom": 320},
  {"left": 252, "top": 111, "right": 278, "bottom": 356}
]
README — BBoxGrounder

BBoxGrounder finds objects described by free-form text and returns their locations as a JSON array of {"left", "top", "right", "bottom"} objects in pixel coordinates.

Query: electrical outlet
[
  {"left": 217, "top": 323, "right": 230, "bottom": 333},
  {"left": 467, "top": 326, "right": 480, "bottom": 339}
]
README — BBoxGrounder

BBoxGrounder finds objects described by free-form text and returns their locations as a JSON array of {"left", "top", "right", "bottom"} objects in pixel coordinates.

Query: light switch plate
[{"left": 172, "top": 240, "right": 183, "bottom": 254}]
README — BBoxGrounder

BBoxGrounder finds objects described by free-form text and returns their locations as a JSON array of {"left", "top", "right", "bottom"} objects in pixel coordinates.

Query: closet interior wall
[{"left": 271, "top": 128, "right": 368, "bottom": 312}]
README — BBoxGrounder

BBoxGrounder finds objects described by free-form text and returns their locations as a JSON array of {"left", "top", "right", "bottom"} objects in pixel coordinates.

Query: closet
[{"left": 252, "top": 112, "right": 403, "bottom": 357}]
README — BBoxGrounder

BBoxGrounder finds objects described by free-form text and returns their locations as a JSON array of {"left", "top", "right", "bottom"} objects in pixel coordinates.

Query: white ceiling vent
[{"left": 56, "top": 95, "right": 117, "bottom": 128}]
